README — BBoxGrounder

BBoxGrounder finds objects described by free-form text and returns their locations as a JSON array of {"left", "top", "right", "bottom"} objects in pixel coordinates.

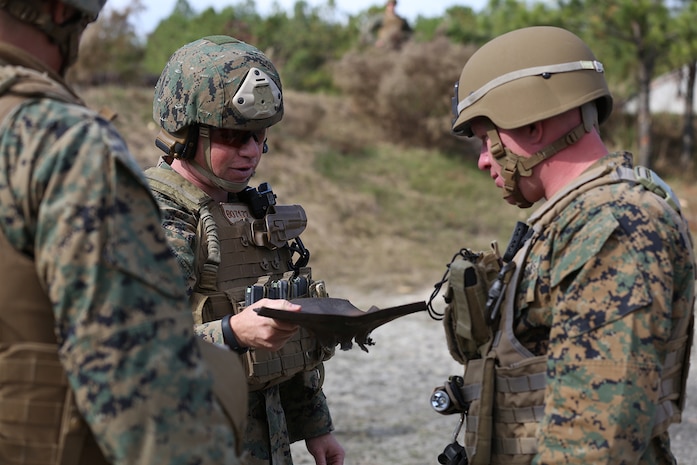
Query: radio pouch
[{"left": 442, "top": 245, "right": 501, "bottom": 364}]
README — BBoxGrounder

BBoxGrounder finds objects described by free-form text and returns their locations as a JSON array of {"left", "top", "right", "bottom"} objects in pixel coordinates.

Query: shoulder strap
[
  {"left": 144, "top": 164, "right": 210, "bottom": 213},
  {"left": 144, "top": 165, "right": 222, "bottom": 291},
  {"left": 0, "top": 64, "right": 83, "bottom": 125}
]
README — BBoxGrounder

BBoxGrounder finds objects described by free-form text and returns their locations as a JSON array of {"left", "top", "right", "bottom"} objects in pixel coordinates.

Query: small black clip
[
  {"left": 288, "top": 237, "right": 310, "bottom": 277},
  {"left": 238, "top": 182, "right": 277, "bottom": 219}
]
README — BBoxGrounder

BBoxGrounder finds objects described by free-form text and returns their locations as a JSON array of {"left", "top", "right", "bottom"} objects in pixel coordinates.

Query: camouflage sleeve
[
  {"left": 150, "top": 185, "right": 199, "bottom": 296},
  {"left": 536, "top": 203, "right": 681, "bottom": 463},
  {"left": 4, "top": 100, "right": 241, "bottom": 465},
  {"left": 196, "top": 320, "right": 226, "bottom": 345},
  {"left": 279, "top": 366, "right": 334, "bottom": 442},
  {"left": 150, "top": 185, "right": 229, "bottom": 346}
]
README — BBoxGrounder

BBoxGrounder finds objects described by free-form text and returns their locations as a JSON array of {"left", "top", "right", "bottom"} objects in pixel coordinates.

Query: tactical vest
[
  {"left": 146, "top": 167, "right": 333, "bottom": 391},
  {"left": 451, "top": 163, "right": 695, "bottom": 465}
]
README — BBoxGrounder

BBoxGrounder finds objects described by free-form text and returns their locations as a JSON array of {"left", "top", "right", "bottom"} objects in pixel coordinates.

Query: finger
[{"left": 254, "top": 298, "right": 301, "bottom": 312}]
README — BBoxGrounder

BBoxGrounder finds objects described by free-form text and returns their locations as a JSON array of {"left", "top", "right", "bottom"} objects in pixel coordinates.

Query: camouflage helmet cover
[
  {"left": 154, "top": 35, "right": 284, "bottom": 133},
  {"left": 452, "top": 26, "right": 613, "bottom": 137}
]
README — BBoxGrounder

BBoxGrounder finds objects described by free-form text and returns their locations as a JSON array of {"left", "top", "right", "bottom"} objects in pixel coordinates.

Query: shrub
[{"left": 331, "top": 37, "right": 478, "bottom": 156}]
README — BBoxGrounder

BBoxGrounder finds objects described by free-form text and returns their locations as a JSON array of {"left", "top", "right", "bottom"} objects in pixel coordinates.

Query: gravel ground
[{"left": 289, "top": 289, "right": 697, "bottom": 465}]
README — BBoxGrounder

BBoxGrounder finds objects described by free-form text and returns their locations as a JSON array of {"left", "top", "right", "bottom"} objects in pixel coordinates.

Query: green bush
[{"left": 331, "top": 37, "right": 479, "bottom": 156}]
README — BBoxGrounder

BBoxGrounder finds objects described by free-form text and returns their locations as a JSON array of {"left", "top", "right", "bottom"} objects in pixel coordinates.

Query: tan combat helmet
[
  {"left": 1, "top": 0, "right": 106, "bottom": 71},
  {"left": 452, "top": 26, "right": 612, "bottom": 137},
  {"left": 451, "top": 26, "right": 613, "bottom": 207},
  {"left": 153, "top": 35, "right": 283, "bottom": 192}
]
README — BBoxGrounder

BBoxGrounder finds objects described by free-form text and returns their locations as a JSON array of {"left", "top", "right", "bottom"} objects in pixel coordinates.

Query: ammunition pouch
[
  {"left": 242, "top": 273, "right": 334, "bottom": 391},
  {"left": 461, "top": 354, "right": 547, "bottom": 465},
  {"left": 193, "top": 268, "right": 334, "bottom": 391}
]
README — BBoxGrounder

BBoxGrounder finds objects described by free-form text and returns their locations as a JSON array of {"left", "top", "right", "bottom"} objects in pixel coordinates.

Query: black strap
[
  {"left": 502, "top": 221, "right": 531, "bottom": 262},
  {"left": 221, "top": 314, "right": 249, "bottom": 354}
]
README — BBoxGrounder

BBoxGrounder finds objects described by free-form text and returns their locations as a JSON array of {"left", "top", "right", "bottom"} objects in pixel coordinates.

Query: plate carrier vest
[{"left": 145, "top": 167, "right": 334, "bottom": 391}]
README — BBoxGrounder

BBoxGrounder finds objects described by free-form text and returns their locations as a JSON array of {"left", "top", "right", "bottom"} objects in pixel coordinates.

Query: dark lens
[{"left": 214, "top": 128, "right": 266, "bottom": 147}]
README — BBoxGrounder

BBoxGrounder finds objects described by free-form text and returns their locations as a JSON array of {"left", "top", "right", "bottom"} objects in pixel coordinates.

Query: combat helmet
[
  {"left": 452, "top": 26, "right": 612, "bottom": 137},
  {"left": 451, "top": 26, "right": 613, "bottom": 208},
  {"left": 1, "top": 0, "right": 106, "bottom": 72},
  {"left": 154, "top": 35, "right": 283, "bottom": 192}
]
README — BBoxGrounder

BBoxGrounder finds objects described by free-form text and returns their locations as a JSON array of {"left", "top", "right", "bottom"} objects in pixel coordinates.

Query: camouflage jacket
[
  {"left": 148, "top": 161, "right": 334, "bottom": 464},
  {"left": 0, "top": 46, "right": 242, "bottom": 465},
  {"left": 518, "top": 151, "right": 695, "bottom": 464}
]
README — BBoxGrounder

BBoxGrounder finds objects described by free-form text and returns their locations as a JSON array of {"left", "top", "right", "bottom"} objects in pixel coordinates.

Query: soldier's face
[
  {"left": 201, "top": 127, "right": 267, "bottom": 184},
  {"left": 470, "top": 119, "right": 543, "bottom": 205}
]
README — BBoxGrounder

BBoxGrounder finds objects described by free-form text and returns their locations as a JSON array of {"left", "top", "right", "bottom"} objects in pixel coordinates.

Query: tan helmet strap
[
  {"left": 516, "top": 102, "right": 598, "bottom": 176},
  {"left": 485, "top": 123, "right": 533, "bottom": 208},
  {"left": 485, "top": 102, "right": 596, "bottom": 208}
]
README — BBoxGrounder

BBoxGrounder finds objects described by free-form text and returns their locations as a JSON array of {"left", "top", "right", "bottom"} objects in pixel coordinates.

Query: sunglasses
[{"left": 206, "top": 126, "right": 267, "bottom": 148}]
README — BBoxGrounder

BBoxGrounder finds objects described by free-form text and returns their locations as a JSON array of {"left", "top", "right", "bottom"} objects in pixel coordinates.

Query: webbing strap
[
  {"left": 0, "top": 437, "right": 60, "bottom": 465},
  {"left": 494, "top": 437, "right": 538, "bottom": 455},
  {"left": 496, "top": 372, "right": 546, "bottom": 393},
  {"left": 0, "top": 399, "right": 62, "bottom": 426},
  {"left": 466, "top": 428, "right": 539, "bottom": 456},
  {"left": 0, "top": 359, "right": 67, "bottom": 385},
  {"left": 459, "top": 371, "right": 546, "bottom": 402},
  {"left": 495, "top": 405, "right": 545, "bottom": 424},
  {"left": 460, "top": 383, "right": 481, "bottom": 402},
  {"left": 56, "top": 388, "right": 87, "bottom": 465},
  {"left": 457, "top": 60, "right": 604, "bottom": 114},
  {"left": 144, "top": 164, "right": 209, "bottom": 213}
]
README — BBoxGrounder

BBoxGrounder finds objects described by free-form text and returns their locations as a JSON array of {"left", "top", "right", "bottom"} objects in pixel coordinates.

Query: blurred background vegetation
[{"left": 76, "top": 0, "right": 697, "bottom": 299}]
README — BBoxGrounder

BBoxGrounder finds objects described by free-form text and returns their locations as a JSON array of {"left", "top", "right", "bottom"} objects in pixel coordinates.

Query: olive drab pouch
[
  {"left": 429, "top": 244, "right": 501, "bottom": 364},
  {"left": 462, "top": 354, "right": 496, "bottom": 465}
]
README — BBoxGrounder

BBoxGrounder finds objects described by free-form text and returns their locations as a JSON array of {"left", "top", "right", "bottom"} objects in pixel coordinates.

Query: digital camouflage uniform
[
  {"left": 517, "top": 151, "right": 694, "bottom": 464},
  {"left": 0, "top": 43, "right": 244, "bottom": 464},
  {"left": 147, "top": 163, "right": 335, "bottom": 464},
  {"left": 438, "top": 26, "right": 696, "bottom": 465},
  {"left": 146, "top": 36, "right": 335, "bottom": 465}
]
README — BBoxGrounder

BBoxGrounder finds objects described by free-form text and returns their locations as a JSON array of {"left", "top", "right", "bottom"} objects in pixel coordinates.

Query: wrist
[{"left": 221, "top": 314, "right": 248, "bottom": 354}]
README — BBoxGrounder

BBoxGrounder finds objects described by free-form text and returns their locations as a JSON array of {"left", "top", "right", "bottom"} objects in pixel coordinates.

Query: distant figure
[{"left": 374, "top": 0, "right": 412, "bottom": 50}]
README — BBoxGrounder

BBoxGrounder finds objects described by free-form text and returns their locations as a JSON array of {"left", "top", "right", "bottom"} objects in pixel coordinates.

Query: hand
[
  {"left": 229, "top": 298, "right": 300, "bottom": 351},
  {"left": 306, "top": 433, "right": 345, "bottom": 465}
]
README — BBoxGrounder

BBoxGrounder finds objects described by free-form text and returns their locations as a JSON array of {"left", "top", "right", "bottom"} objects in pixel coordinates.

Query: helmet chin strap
[
  {"left": 485, "top": 102, "right": 598, "bottom": 208},
  {"left": 191, "top": 126, "right": 251, "bottom": 193}
]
